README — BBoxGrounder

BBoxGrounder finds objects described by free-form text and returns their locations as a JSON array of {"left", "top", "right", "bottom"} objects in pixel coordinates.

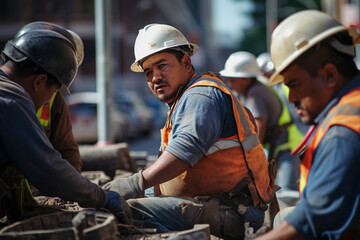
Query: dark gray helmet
[
  {"left": 10, "top": 21, "right": 84, "bottom": 66},
  {"left": 2, "top": 25, "right": 78, "bottom": 95}
]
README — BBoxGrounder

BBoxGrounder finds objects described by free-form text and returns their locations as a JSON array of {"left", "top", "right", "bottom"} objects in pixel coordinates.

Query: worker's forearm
[{"left": 142, "top": 150, "right": 190, "bottom": 188}]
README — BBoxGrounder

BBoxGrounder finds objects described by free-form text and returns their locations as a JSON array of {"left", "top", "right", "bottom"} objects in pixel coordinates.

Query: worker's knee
[{"left": 180, "top": 197, "right": 245, "bottom": 239}]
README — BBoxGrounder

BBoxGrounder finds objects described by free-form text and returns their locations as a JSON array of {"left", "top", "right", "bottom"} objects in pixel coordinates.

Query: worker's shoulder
[
  {"left": 0, "top": 89, "right": 30, "bottom": 109},
  {"left": 323, "top": 125, "right": 360, "bottom": 143},
  {"left": 0, "top": 75, "right": 30, "bottom": 100},
  {"left": 247, "top": 82, "right": 280, "bottom": 104},
  {"left": 186, "top": 79, "right": 225, "bottom": 94},
  {"left": 248, "top": 82, "right": 272, "bottom": 95}
]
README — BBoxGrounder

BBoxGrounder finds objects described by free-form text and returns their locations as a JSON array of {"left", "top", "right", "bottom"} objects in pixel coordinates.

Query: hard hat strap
[
  {"left": 327, "top": 38, "right": 355, "bottom": 57},
  {"left": 171, "top": 46, "right": 194, "bottom": 56}
]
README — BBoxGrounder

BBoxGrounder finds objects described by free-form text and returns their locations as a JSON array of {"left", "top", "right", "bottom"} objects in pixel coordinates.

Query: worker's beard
[
  {"left": 157, "top": 91, "right": 177, "bottom": 104},
  {"left": 157, "top": 86, "right": 184, "bottom": 104}
]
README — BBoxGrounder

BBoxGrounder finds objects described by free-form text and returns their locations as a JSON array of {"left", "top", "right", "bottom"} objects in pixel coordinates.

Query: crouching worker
[
  {"left": 103, "top": 23, "right": 278, "bottom": 239},
  {"left": 0, "top": 22, "right": 131, "bottom": 225}
]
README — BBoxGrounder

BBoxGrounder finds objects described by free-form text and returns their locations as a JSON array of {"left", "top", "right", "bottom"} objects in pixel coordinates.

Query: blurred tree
[
  {"left": 236, "top": 0, "right": 267, "bottom": 56},
  {"left": 235, "top": 0, "right": 321, "bottom": 56},
  {"left": 277, "top": 0, "right": 321, "bottom": 20}
]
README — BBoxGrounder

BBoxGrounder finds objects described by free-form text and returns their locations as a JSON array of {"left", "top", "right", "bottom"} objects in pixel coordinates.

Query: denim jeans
[{"left": 127, "top": 196, "right": 265, "bottom": 234}]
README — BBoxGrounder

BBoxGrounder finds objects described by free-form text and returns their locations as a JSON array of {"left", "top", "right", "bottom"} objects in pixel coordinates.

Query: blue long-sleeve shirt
[
  {"left": 0, "top": 71, "right": 106, "bottom": 208},
  {"left": 286, "top": 75, "right": 360, "bottom": 239}
]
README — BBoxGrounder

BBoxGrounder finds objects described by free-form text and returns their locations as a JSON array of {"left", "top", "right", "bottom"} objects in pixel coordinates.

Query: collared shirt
[{"left": 286, "top": 74, "right": 360, "bottom": 239}]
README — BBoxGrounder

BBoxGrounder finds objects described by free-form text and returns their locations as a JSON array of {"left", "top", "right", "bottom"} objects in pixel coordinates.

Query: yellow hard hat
[
  {"left": 269, "top": 10, "right": 350, "bottom": 85},
  {"left": 130, "top": 24, "right": 199, "bottom": 72}
]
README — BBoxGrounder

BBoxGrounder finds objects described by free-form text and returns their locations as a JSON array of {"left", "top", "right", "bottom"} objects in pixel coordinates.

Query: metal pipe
[
  {"left": 95, "top": 0, "right": 112, "bottom": 144},
  {"left": 266, "top": 0, "right": 277, "bottom": 52}
]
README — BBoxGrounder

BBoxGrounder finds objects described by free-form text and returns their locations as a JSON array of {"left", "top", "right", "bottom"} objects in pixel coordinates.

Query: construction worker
[
  {"left": 0, "top": 22, "right": 131, "bottom": 224},
  {"left": 103, "top": 23, "right": 278, "bottom": 239},
  {"left": 256, "top": 52, "right": 309, "bottom": 207},
  {"left": 220, "top": 51, "right": 300, "bottom": 206},
  {"left": 34, "top": 23, "right": 84, "bottom": 173},
  {"left": 255, "top": 10, "right": 360, "bottom": 239}
]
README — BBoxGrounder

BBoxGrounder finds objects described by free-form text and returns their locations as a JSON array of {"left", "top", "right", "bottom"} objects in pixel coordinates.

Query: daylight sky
[{"left": 212, "top": 0, "right": 253, "bottom": 47}]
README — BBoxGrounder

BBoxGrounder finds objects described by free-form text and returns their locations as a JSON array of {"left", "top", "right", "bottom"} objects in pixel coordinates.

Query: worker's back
[{"left": 241, "top": 80, "right": 284, "bottom": 157}]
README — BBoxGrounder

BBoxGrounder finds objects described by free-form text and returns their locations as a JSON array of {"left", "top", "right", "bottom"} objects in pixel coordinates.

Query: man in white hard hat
[
  {"left": 255, "top": 10, "right": 360, "bottom": 240},
  {"left": 220, "top": 51, "right": 281, "bottom": 147},
  {"left": 103, "top": 23, "right": 278, "bottom": 239},
  {"left": 220, "top": 51, "right": 301, "bottom": 207}
]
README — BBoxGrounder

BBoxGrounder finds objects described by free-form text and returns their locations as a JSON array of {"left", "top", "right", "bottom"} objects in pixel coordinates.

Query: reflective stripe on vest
[
  {"left": 299, "top": 87, "right": 360, "bottom": 194},
  {"left": 205, "top": 137, "right": 241, "bottom": 155},
  {"left": 37, "top": 92, "right": 57, "bottom": 128},
  {"left": 159, "top": 73, "right": 275, "bottom": 205}
]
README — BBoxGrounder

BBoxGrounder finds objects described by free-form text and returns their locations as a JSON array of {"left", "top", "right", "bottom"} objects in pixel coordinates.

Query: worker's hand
[
  {"left": 104, "top": 190, "right": 133, "bottom": 224},
  {"left": 102, "top": 171, "right": 145, "bottom": 200}
]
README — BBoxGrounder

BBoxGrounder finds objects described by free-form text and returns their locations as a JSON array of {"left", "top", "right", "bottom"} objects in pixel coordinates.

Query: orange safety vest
[
  {"left": 299, "top": 87, "right": 360, "bottom": 194},
  {"left": 159, "top": 73, "right": 276, "bottom": 206}
]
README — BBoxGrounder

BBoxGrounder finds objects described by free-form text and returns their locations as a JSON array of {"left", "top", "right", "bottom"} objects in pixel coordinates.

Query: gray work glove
[{"left": 102, "top": 171, "right": 145, "bottom": 200}]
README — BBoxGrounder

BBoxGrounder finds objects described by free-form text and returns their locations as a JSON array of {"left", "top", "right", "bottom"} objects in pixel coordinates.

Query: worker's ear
[
  {"left": 32, "top": 74, "right": 48, "bottom": 92},
  {"left": 322, "top": 63, "right": 338, "bottom": 88},
  {"left": 182, "top": 55, "right": 192, "bottom": 71}
]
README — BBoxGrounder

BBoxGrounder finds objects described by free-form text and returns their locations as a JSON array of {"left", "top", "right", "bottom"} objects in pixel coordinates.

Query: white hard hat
[
  {"left": 220, "top": 51, "right": 264, "bottom": 78},
  {"left": 269, "top": 10, "right": 352, "bottom": 85},
  {"left": 256, "top": 52, "right": 274, "bottom": 75},
  {"left": 130, "top": 24, "right": 199, "bottom": 72}
]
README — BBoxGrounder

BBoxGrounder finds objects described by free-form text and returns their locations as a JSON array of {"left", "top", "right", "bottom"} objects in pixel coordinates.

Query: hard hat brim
[
  {"left": 130, "top": 43, "right": 199, "bottom": 72},
  {"left": 2, "top": 42, "right": 28, "bottom": 63},
  {"left": 219, "top": 69, "right": 260, "bottom": 79},
  {"left": 59, "top": 85, "right": 71, "bottom": 95}
]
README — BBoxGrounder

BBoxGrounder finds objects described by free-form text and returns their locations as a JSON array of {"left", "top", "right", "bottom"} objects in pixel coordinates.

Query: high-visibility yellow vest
[
  {"left": 37, "top": 92, "right": 57, "bottom": 127},
  {"left": 264, "top": 84, "right": 304, "bottom": 159}
]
